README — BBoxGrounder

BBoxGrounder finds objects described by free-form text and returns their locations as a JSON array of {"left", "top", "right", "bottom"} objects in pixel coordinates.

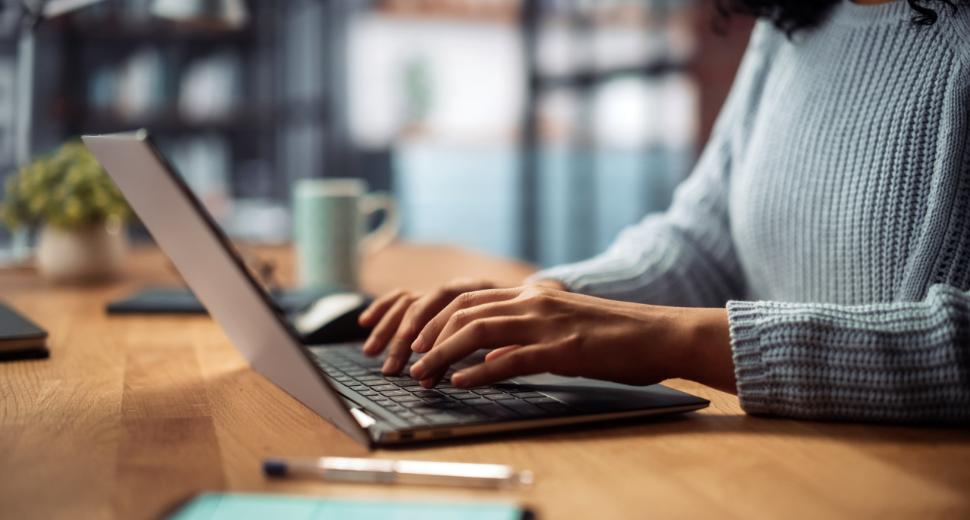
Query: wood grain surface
[{"left": 1, "top": 244, "right": 968, "bottom": 519}]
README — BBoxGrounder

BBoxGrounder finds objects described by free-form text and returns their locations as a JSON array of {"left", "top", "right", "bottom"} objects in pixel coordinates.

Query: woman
[{"left": 359, "top": 0, "right": 970, "bottom": 423}]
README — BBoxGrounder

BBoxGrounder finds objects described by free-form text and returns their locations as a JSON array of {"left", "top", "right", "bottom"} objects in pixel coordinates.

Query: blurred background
[{"left": 0, "top": 0, "right": 751, "bottom": 268}]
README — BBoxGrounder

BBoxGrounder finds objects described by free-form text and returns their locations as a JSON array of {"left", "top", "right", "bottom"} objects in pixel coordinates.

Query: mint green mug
[{"left": 293, "top": 178, "right": 398, "bottom": 290}]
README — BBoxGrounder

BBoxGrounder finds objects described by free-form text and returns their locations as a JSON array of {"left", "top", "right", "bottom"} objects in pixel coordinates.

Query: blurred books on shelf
[
  {"left": 117, "top": 48, "right": 167, "bottom": 119},
  {"left": 0, "top": 57, "right": 13, "bottom": 171},
  {"left": 85, "top": 48, "right": 242, "bottom": 127},
  {"left": 179, "top": 51, "right": 242, "bottom": 123}
]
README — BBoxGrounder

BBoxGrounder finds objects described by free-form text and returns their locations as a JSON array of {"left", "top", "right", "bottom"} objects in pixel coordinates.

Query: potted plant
[{"left": 1, "top": 141, "right": 130, "bottom": 283}]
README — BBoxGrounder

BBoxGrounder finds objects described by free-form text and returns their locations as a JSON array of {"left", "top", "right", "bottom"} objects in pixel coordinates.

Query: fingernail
[
  {"left": 382, "top": 356, "right": 397, "bottom": 374},
  {"left": 420, "top": 378, "right": 435, "bottom": 388},
  {"left": 411, "top": 338, "right": 424, "bottom": 352},
  {"left": 409, "top": 361, "right": 426, "bottom": 379},
  {"left": 451, "top": 371, "right": 468, "bottom": 387}
]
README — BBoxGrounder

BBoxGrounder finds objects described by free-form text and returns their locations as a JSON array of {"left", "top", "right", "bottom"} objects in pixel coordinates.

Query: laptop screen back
[{"left": 83, "top": 131, "right": 369, "bottom": 447}]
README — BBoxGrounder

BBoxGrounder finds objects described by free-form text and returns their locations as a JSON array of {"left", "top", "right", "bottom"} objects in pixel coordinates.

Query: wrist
[
  {"left": 530, "top": 278, "right": 567, "bottom": 291},
  {"left": 676, "top": 307, "right": 736, "bottom": 392}
]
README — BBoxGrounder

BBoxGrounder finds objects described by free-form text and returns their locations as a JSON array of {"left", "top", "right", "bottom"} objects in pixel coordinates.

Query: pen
[{"left": 263, "top": 456, "right": 534, "bottom": 489}]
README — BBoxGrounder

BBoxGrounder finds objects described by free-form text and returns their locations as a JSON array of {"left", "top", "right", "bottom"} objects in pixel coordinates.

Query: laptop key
[
  {"left": 390, "top": 395, "right": 420, "bottom": 403},
  {"left": 462, "top": 398, "right": 492, "bottom": 407},
  {"left": 485, "top": 394, "right": 512, "bottom": 401},
  {"left": 511, "top": 391, "right": 545, "bottom": 399},
  {"left": 434, "top": 400, "right": 464, "bottom": 409}
]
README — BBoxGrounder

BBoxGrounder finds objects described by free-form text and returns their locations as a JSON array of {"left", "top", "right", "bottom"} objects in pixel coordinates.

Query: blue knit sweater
[{"left": 535, "top": 1, "right": 970, "bottom": 423}]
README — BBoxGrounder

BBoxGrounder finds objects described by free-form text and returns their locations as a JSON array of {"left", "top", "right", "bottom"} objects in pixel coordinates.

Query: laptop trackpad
[{"left": 503, "top": 374, "right": 706, "bottom": 413}]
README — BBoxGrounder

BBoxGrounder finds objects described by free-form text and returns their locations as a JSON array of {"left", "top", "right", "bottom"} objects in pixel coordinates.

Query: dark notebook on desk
[
  {"left": 107, "top": 286, "right": 334, "bottom": 315},
  {"left": 0, "top": 302, "right": 48, "bottom": 360}
]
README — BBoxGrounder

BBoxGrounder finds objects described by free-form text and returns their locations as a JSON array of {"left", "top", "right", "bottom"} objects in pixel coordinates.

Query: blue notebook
[{"left": 168, "top": 493, "right": 531, "bottom": 520}]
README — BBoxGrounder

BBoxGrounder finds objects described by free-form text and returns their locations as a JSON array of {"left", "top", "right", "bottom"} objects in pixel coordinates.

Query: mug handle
[{"left": 359, "top": 192, "right": 399, "bottom": 255}]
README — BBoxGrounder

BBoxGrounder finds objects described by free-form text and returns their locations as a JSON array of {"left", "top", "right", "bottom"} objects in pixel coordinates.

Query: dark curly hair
[{"left": 717, "top": 0, "right": 963, "bottom": 33}]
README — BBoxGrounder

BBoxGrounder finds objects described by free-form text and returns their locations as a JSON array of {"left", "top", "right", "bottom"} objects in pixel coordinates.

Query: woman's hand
[
  {"left": 406, "top": 285, "right": 736, "bottom": 391},
  {"left": 358, "top": 279, "right": 498, "bottom": 374},
  {"left": 359, "top": 278, "right": 566, "bottom": 375}
]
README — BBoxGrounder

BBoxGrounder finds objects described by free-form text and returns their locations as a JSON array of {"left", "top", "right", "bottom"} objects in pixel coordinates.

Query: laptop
[{"left": 83, "top": 130, "right": 709, "bottom": 447}]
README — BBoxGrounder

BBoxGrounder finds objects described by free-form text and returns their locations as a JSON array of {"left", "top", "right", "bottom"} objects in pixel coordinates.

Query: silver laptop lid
[{"left": 83, "top": 130, "right": 370, "bottom": 447}]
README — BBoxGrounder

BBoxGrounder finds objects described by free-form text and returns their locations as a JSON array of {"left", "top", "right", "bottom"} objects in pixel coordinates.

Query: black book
[{"left": 0, "top": 302, "right": 49, "bottom": 359}]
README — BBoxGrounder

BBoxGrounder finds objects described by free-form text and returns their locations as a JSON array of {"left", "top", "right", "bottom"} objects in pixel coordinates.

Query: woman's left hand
[{"left": 406, "top": 285, "right": 736, "bottom": 391}]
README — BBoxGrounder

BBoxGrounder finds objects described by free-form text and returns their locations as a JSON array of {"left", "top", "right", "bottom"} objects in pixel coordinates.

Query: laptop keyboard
[{"left": 311, "top": 344, "right": 575, "bottom": 427}]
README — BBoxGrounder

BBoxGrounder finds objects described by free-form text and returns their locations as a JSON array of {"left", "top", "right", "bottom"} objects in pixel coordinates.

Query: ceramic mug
[{"left": 292, "top": 178, "right": 398, "bottom": 290}]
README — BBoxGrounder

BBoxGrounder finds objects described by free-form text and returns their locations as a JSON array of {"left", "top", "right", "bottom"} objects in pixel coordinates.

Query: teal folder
[{"left": 168, "top": 493, "right": 531, "bottom": 520}]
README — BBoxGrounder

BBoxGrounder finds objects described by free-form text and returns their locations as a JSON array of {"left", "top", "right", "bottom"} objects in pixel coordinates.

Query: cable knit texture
[{"left": 534, "top": 1, "right": 970, "bottom": 423}]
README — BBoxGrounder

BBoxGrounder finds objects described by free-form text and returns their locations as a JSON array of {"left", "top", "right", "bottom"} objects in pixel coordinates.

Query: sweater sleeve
[
  {"left": 728, "top": 45, "right": 970, "bottom": 424},
  {"left": 728, "top": 285, "right": 970, "bottom": 423},
  {"left": 531, "top": 23, "right": 778, "bottom": 307}
]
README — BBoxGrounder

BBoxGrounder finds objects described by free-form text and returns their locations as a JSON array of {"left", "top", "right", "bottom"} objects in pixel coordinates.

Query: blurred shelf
[
  {"left": 532, "top": 60, "right": 689, "bottom": 91},
  {"left": 75, "top": 107, "right": 275, "bottom": 134},
  {"left": 52, "top": 17, "right": 255, "bottom": 44},
  {"left": 72, "top": 97, "right": 329, "bottom": 135}
]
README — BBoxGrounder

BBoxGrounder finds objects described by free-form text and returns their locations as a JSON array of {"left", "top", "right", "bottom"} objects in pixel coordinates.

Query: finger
[
  {"left": 420, "top": 344, "right": 522, "bottom": 389},
  {"left": 419, "top": 371, "right": 447, "bottom": 389},
  {"left": 451, "top": 343, "right": 559, "bottom": 388},
  {"left": 358, "top": 289, "right": 406, "bottom": 327},
  {"left": 484, "top": 345, "right": 524, "bottom": 362},
  {"left": 382, "top": 290, "right": 453, "bottom": 374},
  {"left": 409, "top": 316, "right": 537, "bottom": 380},
  {"left": 429, "top": 300, "right": 525, "bottom": 352},
  {"left": 362, "top": 294, "right": 412, "bottom": 356},
  {"left": 411, "top": 288, "right": 521, "bottom": 353},
  {"left": 396, "top": 289, "right": 456, "bottom": 343},
  {"left": 395, "top": 280, "right": 497, "bottom": 345}
]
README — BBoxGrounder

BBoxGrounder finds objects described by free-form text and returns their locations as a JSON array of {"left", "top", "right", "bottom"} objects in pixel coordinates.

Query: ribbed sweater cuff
[{"left": 726, "top": 300, "right": 771, "bottom": 415}]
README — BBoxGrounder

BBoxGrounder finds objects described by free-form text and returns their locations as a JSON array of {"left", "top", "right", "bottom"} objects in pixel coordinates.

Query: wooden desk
[{"left": 1, "top": 244, "right": 968, "bottom": 519}]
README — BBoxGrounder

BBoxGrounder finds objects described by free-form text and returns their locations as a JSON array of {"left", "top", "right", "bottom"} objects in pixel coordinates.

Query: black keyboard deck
[{"left": 311, "top": 344, "right": 575, "bottom": 427}]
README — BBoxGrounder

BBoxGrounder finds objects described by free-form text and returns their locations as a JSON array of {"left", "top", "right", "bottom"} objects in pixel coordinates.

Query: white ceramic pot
[{"left": 35, "top": 221, "right": 128, "bottom": 283}]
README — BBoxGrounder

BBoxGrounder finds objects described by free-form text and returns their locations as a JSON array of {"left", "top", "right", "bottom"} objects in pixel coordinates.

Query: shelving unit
[
  {"left": 7, "top": 0, "right": 358, "bottom": 243},
  {"left": 519, "top": 0, "right": 697, "bottom": 262}
]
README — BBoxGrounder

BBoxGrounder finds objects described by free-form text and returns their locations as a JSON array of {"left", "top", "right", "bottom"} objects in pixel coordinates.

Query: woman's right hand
[{"left": 358, "top": 279, "right": 500, "bottom": 375}]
